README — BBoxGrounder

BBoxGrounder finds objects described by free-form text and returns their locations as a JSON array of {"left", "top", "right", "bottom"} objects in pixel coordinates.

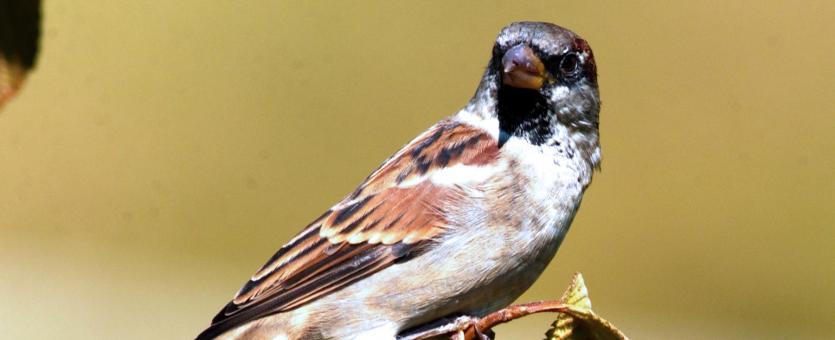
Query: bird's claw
[{"left": 449, "top": 315, "right": 494, "bottom": 340}]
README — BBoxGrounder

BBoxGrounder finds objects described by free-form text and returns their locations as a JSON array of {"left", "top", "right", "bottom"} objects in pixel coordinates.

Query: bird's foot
[
  {"left": 396, "top": 314, "right": 495, "bottom": 340},
  {"left": 449, "top": 315, "right": 494, "bottom": 340}
]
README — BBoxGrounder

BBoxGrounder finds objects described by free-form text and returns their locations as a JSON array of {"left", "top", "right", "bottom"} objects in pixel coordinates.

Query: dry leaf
[{"left": 544, "top": 273, "right": 628, "bottom": 340}]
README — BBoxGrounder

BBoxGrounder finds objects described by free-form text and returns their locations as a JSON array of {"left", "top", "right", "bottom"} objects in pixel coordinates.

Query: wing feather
[{"left": 197, "top": 120, "right": 499, "bottom": 339}]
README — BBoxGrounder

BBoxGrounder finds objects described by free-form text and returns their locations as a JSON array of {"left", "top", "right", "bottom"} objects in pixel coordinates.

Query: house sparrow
[{"left": 197, "top": 21, "right": 600, "bottom": 340}]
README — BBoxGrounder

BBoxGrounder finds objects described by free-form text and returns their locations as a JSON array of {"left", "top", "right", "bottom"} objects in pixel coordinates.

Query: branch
[
  {"left": 454, "top": 300, "right": 575, "bottom": 340},
  {"left": 398, "top": 273, "right": 629, "bottom": 340}
]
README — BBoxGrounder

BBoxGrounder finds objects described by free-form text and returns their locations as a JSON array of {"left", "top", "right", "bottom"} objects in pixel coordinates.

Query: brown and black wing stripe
[
  {"left": 351, "top": 120, "right": 499, "bottom": 198},
  {"left": 199, "top": 241, "right": 419, "bottom": 340},
  {"left": 197, "top": 120, "right": 499, "bottom": 340}
]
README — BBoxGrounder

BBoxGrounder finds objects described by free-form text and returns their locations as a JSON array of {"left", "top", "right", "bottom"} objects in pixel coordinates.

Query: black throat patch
[{"left": 496, "top": 85, "right": 553, "bottom": 147}]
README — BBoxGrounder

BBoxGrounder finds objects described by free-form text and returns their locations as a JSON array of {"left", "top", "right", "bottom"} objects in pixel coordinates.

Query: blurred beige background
[{"left": 1, "top": 1, "right": 833, "bottom": 339}]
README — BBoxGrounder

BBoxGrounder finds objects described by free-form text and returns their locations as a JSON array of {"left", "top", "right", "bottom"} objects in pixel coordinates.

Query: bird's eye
[{"left": 558, "top": 53, "right": 581, "bottom": 79}]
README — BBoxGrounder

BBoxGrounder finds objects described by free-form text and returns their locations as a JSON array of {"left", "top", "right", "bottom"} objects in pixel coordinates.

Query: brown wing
[{"left": 197, "top": 120, "right": 499, "bottom": 339}]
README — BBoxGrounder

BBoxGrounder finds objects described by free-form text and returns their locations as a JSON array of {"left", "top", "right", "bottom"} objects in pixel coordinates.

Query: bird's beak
[{"left": 501, "top": 44, "right": 546, "bottom": 90}]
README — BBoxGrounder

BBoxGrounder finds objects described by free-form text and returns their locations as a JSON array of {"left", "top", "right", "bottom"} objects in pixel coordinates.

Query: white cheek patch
[
  {"left": 550, "top": 84, "right": 587, "bottom": 116},
  {"left": 550, "top": 85, "right": 570, "bottom": 103}
]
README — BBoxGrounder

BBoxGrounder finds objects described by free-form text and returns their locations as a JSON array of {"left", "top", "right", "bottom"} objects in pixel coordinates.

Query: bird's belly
[
  {"left": 241, "top": 165, "right": 587, "bottom": 339},
  {"left": 336, "top": 179, "right": 583, "bottom": 335}
]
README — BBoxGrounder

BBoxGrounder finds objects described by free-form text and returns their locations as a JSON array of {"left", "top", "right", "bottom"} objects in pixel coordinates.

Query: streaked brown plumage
[
  {"left": 198, "top": 21, "right": 600, "bottom": 340},
  {"left": 203, "top": 121, "right": 498, "bottom": 338}
]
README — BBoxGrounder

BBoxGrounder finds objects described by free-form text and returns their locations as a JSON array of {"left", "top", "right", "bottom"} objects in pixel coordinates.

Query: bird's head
[{"left": 470, "top": 21, "right": 600, "bottom": 167}]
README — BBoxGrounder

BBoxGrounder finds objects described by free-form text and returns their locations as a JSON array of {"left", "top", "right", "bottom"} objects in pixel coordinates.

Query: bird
[{"left": 197, "top": 21, "right": 601, "bottom": 340}]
